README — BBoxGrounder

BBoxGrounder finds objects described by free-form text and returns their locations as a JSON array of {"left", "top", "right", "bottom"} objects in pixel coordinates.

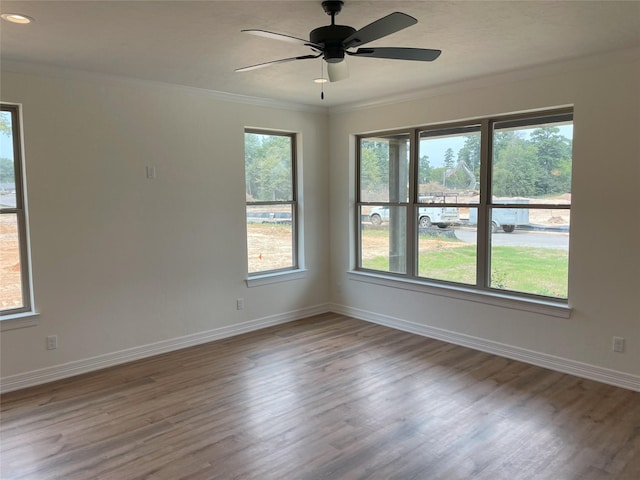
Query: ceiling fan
[{"left": 236, "top": 0, "right": 441, "bottom": 83}]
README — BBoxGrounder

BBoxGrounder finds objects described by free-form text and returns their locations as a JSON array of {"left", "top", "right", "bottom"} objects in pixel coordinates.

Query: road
[
  {"left": 454, "top": 227, "right": 569, "bottom": 250},
  {"left": 0, "top": 193, "right": 16, "bottom": 208}
]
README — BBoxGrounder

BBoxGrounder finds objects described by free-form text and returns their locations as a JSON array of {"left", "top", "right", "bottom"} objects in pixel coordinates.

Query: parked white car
[{"left": 369, "top": 204, "right": 459, "bottom": 229}]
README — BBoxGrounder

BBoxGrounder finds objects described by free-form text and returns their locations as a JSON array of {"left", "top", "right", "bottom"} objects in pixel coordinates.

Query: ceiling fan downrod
[{"left": 322, "top": 1, "right": 343, "bottom": 25}]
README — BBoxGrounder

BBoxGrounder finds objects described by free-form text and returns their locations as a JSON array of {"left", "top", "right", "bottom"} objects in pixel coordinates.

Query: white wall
[
  {"left": 0, "top": 70, "right": 330, "bottom": 383},
  {"left": 328, "top": 50, "right": 640, "bottom": 383},
  {"left": 2, "top": 49, "right": 639, "bottom": 391}
]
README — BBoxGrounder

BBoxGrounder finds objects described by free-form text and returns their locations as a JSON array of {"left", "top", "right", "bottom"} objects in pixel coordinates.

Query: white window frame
[
  {"left": 244, "top": 129, "right": 303, "bottom": 284},
  {"left": 354, "top": 108, "right": 573, "bottom": 316},
  {"left": 1, "top": 103, "right": 37, "bottom": 328}
]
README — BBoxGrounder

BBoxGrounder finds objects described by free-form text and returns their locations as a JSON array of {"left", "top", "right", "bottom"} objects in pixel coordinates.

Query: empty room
[{"left": 1, "top": 1, "right": 639, "bottom": 479}]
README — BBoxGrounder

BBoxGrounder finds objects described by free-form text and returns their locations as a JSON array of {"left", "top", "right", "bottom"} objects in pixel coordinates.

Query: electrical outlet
[
  {"left": 612, "top": 336, "right": 625, "bottom": 353},
  {"left": 46, "top": 335, "right": 58, "bottom": 350},
  {"left": 236, "top": 298, "right": 245, "bottom": 310}
]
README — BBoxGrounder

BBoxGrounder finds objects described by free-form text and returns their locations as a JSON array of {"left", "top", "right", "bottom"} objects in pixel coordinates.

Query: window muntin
[
  {"left": 356, "top": 110, "right": 573, "bottom": 303},
  {"left": 245, "top": 130, "right": 297, "bottom": 275},
  {"left": 1, "top": 104, "right": 32, "bottom": 315}
]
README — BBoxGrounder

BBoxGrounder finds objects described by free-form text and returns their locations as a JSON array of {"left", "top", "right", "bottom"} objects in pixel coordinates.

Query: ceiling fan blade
[
  {"left": 349, "top": 47, "right": 441, "bottom": 62},
  {"left": 327, "top": 60, "right": 349, "bottom": 82},
  {"left": 236, "top": 54, "right": 321, "bottom": 72},
  {"left": 343, "top": 12, "right": 417, "bottom": 49},
  {"left": 241, "top": 29, "right": 322, "bottom": 49}
]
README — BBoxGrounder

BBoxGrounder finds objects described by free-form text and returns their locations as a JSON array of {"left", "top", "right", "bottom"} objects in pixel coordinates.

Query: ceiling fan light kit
[{"left": 236, "top": 0, "right": 440, "bottom": 87}]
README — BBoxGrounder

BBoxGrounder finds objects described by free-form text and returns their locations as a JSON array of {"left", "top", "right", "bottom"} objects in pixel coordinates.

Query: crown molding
[
  {"left": 0, "top": 60, "right": 329, "bottom": 115},
  {"left": 329, "top": 47, "right": 640, "bottom": 114}
]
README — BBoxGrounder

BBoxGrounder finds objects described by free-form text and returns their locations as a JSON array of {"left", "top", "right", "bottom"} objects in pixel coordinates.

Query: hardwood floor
[{"left": 1, "top": 313, "right": 639, "bottom": 479}]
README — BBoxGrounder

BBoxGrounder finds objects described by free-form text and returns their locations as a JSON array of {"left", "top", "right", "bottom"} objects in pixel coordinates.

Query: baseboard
[
  {"left": 330, "top": 303, "right": 640, "bottom": 392},
  {"left": 4, "top": 302, "right": 637, "bottom": 394},
  {"left": 0, "top": 303, "right": 331, "bottom": 393}
]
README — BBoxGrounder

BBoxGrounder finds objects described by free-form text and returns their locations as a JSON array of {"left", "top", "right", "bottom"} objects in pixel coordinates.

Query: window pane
[
  {"left": 360, "top": 205, "right": 406, "bottom": 274},
  {"left": 419, "top": 127, "right": 481, "bottom": 204},
  {"left": 489, "top": 208, "right": 570, "bottom": 299},
  {"left": 418, "top": 208, "right": 476, "bottom": 284},
  {"left": 492, "top": 118, "right": 572, "bottom": 205},
  {"left": 359, "top": 134, "right": 410, "bottom": 203},
  {"left": 0, "top": 213, "right": 24, "bottom": 310},
  {"left": 246, "top": 205, "right": 293, "bottom": 273},
  {"left": 0, "top": 110, "right": 16, "bottom": 204},
  {"left": 245, "top": 133, "right": 293, "bottom": 202}
]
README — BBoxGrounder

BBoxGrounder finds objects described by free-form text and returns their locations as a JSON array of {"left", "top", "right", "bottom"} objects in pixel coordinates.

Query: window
[
  {"left": 245, "top": 130, "right": 298, "bottom": 275},
  {"left": 1, "top": 104, "right": 33, "bottom": 316},
  {"left": 357, "top": 109, "right": 572, "bottom": 304}
]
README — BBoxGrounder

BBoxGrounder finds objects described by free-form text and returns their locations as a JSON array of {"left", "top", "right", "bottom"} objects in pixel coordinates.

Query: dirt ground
[
  {"left": 0, "top": 215, "right": 23, "bottom": 309},
  {"left": 247, "top": 224, "right": 294, "bottom": 272}
]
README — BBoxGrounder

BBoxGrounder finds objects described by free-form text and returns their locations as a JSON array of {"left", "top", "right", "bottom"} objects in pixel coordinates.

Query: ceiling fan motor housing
[{"left": 310, "top": 25, "right": 356, "bottom": 63}]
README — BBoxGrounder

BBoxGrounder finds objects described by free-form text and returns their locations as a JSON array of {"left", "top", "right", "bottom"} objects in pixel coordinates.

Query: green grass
[
  {"left": 362, "top": 245, "right": 568, "bottom": 298},
  {"left": 419, "top": 246, "right": 476, "bottom": 284},
  {"left": 490, "top": 246, "right": 568, "bottom": 298}
]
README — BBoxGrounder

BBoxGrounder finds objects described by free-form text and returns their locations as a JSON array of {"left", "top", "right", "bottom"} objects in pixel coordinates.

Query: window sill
[
  {"left": 347, "top": 271, "right": 571, "bottom": 319},
  {"left": 0, "top": 311, "right": 40, "bottom": 331},
  {"left": 246, "top": 269, "right": 308, "bottom": 288}
]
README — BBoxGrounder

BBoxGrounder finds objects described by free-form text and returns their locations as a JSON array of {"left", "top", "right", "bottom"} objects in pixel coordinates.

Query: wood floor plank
[{"left": 1, "top": 313, "right": 639, "bottom": 479}]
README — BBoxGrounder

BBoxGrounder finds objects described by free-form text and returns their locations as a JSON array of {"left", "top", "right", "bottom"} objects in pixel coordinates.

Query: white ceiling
[{"left": 1, "top": 1, "right": 639, "bottom": 108}]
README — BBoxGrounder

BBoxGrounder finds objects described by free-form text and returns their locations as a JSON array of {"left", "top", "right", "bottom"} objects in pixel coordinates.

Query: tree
[
  {"left": 0, "top": 113, "right": 15, "bottom": 187},
  {"left": 529, "top": 127, "right": 572, "bottom": 195},
  {"left": 441, "top": 147, "right": 455, "bottom": 189},
  {"left": 361, "top": 140, "right": 391, "bottom": 192},
  {"left": 493, "top": 130, "right": 521, "bottom": 156},
  {"left": 244, "top": 133, "right": 261, "bottom": 199},
  {"left": 457, "top": 135, "right": 481, "bottom": 176},
  {"left": 444, "top": 147, "right": 455, "bottom": 171},
  {"left": 418, "top": 155, "right": 431, "bottom": 184},
  {"left": 245, "top": 133, "right": 292, "bottom": 202},
  {"left": 360, "top": 147, "right": 382, "bottom": 200},
  {"left": 0, "top": 112, "right": 11, "bottom": 137},
  {"left": 431, "top": 166, "right": 445, "bottom": 188},
  {"left": 492, "top": 139, "right": 539, "bottom": 197},
  {"left": 0, "top": 158, "right": 15, "bottom": 185}
]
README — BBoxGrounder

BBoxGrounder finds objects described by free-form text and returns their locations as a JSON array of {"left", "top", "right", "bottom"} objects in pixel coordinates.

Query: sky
[
  {"left": 420, "top": 136, "right": 467, "bottom": 168},
  {"left": 0, "top": 140, "right": 13, "bottom": 159},
  {"left": 1, "top": 112, "right": 14, "bottom": 159}
]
